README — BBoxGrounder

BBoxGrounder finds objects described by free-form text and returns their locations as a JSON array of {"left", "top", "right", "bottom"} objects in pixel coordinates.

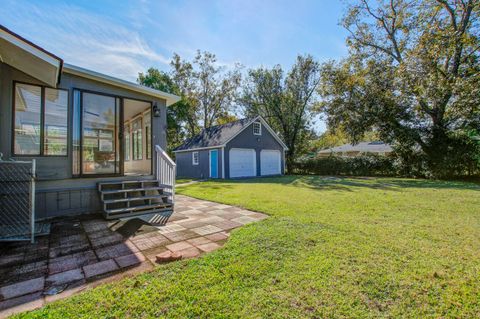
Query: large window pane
[
  {"left": 144, "top": 111, "right": 151, "bottom": 159},
  {"left": 14, "top": 83, "right": 42, "bottom": 155},
  {"left": 132, "top": 118, "right": 143, "bottom": 160},
  {"left": 124, "top": 124, "right": 130, "bottom": 161},
  {"left": 72, "top": 90, "right": 81, "bottom": 175},
  {"left": 44, "top": 88, "right": 68, "bottom": 155},
  {"left": 82, "top": 93, "right": 119, "bottom": 174}
]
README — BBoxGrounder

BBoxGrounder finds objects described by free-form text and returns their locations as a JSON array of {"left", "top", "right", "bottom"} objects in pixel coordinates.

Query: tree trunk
[{"left": 285, "top": 146, "right": 295, "bottom": 174}]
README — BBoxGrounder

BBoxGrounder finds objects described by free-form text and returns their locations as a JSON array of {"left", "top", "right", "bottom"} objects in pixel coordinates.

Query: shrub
[
  {"left": 292, "top": 154, "right": 396, "bottom": 177},
  {"left": 292, "top": 150, "right": 480, "bottom": 179}
]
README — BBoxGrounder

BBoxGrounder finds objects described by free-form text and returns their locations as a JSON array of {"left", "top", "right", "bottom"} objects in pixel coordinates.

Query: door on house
[
  {"left": 79, "top": 92, "right": 121, "bottom": 176},
  {"left": 73, "top": 92, "right": 153, "bottom": 177},
  {"left": 122, "top": 99, "right": 152, "bottom": 176},
  {"left": 210, "top": 150, "right": 218, "bottom": 178}
]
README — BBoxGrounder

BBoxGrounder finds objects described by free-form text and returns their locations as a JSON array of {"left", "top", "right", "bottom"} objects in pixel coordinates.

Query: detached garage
[{"left": 174, "top": 116, "right": 288, "bottom": 179}]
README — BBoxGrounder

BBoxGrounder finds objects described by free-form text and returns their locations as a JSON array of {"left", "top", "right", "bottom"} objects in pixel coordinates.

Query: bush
[
  {"left": 292, "top": 154, "right": 396, "bottom": 177},
  {"left": 291, "top": 151, "right": 480, "bottom": 179}
]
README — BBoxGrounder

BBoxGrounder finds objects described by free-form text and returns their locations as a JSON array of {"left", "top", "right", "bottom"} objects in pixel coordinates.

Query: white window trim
[
  {"left": 192, "top": 151, "right": 199, "bottom": 165},
  {"left": 253, "top": 122, "right": 262, "bottom": 136}
]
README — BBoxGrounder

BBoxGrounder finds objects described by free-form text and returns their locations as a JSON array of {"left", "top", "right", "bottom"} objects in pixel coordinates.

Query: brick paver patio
[{"left": 0, "top": 195, "right": 267, "bottom": 317}]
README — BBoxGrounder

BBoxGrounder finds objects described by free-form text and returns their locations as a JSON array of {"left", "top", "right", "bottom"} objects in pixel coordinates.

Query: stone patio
[{"left": 0, "top": 195, "right": 267, "bottom": 317}]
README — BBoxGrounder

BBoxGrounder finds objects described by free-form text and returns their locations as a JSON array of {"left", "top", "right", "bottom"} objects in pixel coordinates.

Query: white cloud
[{"left": 0, "top": 1, "right": 169, "bottom": 81}]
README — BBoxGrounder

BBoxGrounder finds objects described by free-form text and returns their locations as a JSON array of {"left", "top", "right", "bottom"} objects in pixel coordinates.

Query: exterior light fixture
[{"left": 152, "top": 102, "right": 161, "bottom": 117}]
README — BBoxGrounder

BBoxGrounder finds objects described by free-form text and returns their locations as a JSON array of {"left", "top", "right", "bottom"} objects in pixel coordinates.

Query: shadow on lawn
[{"left": 199, "top": 175, "right": 480, "bottom": 192}]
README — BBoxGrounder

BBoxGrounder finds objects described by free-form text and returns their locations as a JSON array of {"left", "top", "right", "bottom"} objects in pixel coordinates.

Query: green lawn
[
  {"left": 18, "top": 176, "right": 480, "bottom": 318},
  {"left": 175, "top": 178, "right": 196, "bottom": 184}
]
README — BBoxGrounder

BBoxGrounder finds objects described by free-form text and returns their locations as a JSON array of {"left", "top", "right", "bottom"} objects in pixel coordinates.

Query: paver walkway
[{"left": 0, "top": 195, "right": 267, "bottom": 317}]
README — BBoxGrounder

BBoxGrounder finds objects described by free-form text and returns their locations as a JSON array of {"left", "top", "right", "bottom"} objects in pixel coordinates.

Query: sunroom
[{"left": 0, "top": 26, "right": 179, "bottom": 229}]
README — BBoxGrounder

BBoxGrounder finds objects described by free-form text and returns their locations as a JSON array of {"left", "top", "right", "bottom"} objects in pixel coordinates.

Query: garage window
[
  {"left": 192, "top": 151, "right": 199, "bottom": 165},
  {"left": 253, "top": 122, "right": 261, "bottom": 135}
]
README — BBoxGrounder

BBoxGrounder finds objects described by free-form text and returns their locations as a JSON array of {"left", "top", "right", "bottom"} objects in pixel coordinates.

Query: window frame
[
  {"left": 253, "top": 122, "right": 262, "bottom": 136},
  {"left": 192, "top": 151, "right": 199, "bottom": 165},
  {"left": 12, "top": 81, "right": 69, "bottom": 157}
]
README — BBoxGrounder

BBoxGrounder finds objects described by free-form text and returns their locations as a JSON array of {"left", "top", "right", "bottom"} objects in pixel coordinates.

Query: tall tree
[
  {"left": 170, "top": 51, "right": 242, "bottom": 133},
  {"left": 137, "top": 68, "right": 190, "bottom": 152},
  {"left": 242, "top": 55, "right": 321, "bottom": 171},
  {"left": 319, "top": 0, "right": 480, "bottom": 177}
]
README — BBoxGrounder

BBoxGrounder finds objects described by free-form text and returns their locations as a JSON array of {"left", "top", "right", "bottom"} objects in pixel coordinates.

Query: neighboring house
[
  {"left": 317, "top": 141, "right": 393, "bottom": 158},
  {"left": 0, "top": 26, "right": 179, "bottom": 221},
  {"left": 173, "top": 116, "right": 288, "bottom": 179}
]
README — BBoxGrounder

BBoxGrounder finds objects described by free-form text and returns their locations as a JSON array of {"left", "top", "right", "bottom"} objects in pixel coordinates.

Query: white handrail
[{"left": 155, "top": 145, "right": 176, "bottom": 204}]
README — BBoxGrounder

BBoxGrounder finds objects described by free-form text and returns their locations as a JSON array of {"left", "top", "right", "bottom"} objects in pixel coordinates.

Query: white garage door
[
  {"left": 229, "top": 148, "right": 256, "bottom": 178},
  {"left": 260, "top": 150, "right": 281, "bottom": 176}
]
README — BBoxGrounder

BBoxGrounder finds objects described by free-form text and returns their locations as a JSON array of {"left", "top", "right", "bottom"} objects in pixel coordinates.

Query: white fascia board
[
  {"left": 0, "top": 28, "right": 62, "bottom": 86},
  {"left": 222, "top": 116, "right": 289, "bottom": 150},
  {"left": 63, "top": 63, "right": 181, "bottom": 106},
  {"left": 257, "top": 117, "right": 289, "bottom": 150},
  {"left": 0, "top": 29, "right": 61, "bottom": 67}
]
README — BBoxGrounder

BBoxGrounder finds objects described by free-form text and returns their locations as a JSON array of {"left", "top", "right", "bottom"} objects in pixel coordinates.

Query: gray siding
[
  {"left": 225, "top": 121, "right": 285, "bottom": 178},
  {"left": 175, "top": 148, "right": 223, "bottom": 179},
  {"left": 0, "top": 62, "right": 168, "bottom": 218},
  {"left": 175, "top": 121, "right": 285, "bottom": 179}
]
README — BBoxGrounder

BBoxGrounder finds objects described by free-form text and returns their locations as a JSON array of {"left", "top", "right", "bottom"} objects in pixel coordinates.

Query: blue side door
[{"left": 210, "top": 150, "right": 218, "bottom": 178}]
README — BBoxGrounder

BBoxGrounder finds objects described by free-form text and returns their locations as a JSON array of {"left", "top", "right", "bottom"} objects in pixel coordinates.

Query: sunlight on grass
[{"left": 17, "top": 176, "right": 480, "bottom": 318}]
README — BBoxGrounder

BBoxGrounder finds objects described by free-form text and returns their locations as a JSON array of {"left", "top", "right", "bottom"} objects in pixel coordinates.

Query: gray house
[
  {"left": 174, "top": 116, "right": 288, "bottom": 179},
  {"left": 0, "top": 26, "right": 179, "bottom": 224}
]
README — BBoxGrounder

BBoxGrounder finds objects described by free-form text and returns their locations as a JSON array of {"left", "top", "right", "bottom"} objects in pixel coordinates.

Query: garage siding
[
  {"left": 175, "top": 148, "right": 223, "bottom": 179},
  {"left": 225, "top": 122, "right": 285, "bottom": 178}
]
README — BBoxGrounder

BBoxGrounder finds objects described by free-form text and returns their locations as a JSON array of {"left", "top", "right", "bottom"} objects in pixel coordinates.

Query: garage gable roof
[{"left": 173, "top": 116, "right": 288, "bottom": 152}]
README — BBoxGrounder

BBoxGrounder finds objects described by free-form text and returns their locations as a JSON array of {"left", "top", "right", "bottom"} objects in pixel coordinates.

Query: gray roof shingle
[{"left": 173, "top": 117, "right": 254, "bottom": 151}]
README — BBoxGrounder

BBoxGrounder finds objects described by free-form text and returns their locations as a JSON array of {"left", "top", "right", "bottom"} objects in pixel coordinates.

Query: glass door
[{"left": 81, "top": 92, "right": 120, "bottom": 175}]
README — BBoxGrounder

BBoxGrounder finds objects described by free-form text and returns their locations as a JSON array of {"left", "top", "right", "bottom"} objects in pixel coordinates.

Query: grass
[
  {"left": 175, "top": 178, "right": 196, "bottom": 184},
  {"left": 17, "top": 176, "right": 480, "bottom": 318}
]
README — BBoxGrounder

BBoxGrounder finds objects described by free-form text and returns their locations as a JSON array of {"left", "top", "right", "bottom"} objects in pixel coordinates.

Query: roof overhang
[
  {"left": 0, "top": 25, "right": 63, "bottom": 87},
  {"left": 173, "top": 116, "right": 289, "bottom": 152},
  {"left": 173, "top": 145, "right": 225, "bottom": 153},
  {"left": 220, "top": 116, "right": 289, "bottom": 150},
  {"left": 63, "top": 63, "right": 181, "bottom": 106}
]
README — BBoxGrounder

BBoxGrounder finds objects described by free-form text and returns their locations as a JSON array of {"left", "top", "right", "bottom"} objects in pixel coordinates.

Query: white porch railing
[{"left": 155, "top": 145, "right": 176, "bottom": 204}]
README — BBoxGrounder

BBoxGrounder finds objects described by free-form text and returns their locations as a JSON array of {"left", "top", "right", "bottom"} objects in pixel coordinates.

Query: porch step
[
  {"left": 100, "top": 186, "right": 163, "bottom": 194},
  {"left": 97, "top": 179, "right": 173, "bottom": 220},
  {"left": 105, "top": 208, "right": 173, "bottom": 220},
  {"left": 98, "top": 180, "right": 159, "bottom": 191},
  {"left": 103, "top": 194, "right": 168, "bottom": 204}
]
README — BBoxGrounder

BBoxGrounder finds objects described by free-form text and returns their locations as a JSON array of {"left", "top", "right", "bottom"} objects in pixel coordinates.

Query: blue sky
[{"left": 0, "top": 0, "right": 349, "bottom": 132}]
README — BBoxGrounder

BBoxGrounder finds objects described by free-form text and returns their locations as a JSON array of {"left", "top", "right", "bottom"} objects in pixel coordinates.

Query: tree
[
  {"left": 318, "top": 0, "right": 480, "bottom": 177},
  {"left": 241, "top": 55, "right": 321, "bottom": 171},
  {"left": 170, "top": 51, "right": 242, "bottom": 133},
  {"left": 137, "top": 68, "right": 190, "bottom": 152}
]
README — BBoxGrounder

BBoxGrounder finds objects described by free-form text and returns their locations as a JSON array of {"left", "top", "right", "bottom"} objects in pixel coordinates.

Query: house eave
[
  {"left": 0, "top": 25, "right": 63, "bottom": 87},
  {"left": 63, "top": 63, "right": 181, "bottom": 106},
  {"left": 173, "top": 145, "right": 225, "bottom": 153},
  {"left": 221, "top": 116, "right": 289, "bottom": 151}
]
